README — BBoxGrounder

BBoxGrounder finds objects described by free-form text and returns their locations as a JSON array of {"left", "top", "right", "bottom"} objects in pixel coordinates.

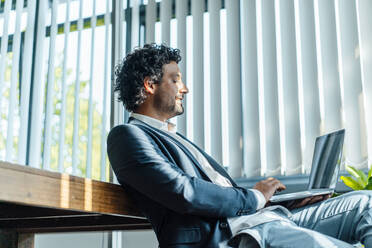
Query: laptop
[{"left": 270, "top": 129, "right": 345, "bottom": 203}]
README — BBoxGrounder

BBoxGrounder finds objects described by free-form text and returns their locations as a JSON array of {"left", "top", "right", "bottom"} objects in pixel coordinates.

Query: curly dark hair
[{"left": 114, "top": 43, "right": 182, "bottom": 111}]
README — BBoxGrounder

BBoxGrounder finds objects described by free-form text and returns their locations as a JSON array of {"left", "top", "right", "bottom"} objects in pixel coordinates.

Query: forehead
[{"left": 162, "top": 61, "right": 180, "bottom": 76}]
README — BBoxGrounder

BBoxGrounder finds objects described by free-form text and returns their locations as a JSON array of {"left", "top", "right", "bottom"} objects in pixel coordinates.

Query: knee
[
  {"left": 344, "top": 190, "right": 372, "bottom": 199},
  {"left": 339, "top": 191, "right": 372, "bottom": 209}
]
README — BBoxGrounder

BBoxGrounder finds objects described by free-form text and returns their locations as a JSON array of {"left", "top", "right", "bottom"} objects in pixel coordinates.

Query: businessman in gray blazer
[{"left": 107, "top": 44, "right": 372, "bottom": 247}]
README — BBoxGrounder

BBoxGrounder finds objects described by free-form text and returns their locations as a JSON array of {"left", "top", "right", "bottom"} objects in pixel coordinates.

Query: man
[{"left": 107, "top": 44, "right": 372, "bottom": 247}]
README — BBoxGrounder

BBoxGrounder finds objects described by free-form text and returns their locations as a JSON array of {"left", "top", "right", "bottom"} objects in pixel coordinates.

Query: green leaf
[
  {"left": 340, "top": 176, "right": 364, "bottom": 190},
  {"left": 345, "top": 165, "right": 367, "bottom": 187},
  {"left": 365, "top": 184, "right": 372, "bottom": 190},
  {"left": 364, "top": 178, "right": 372, "bottom": 190},
  {"left": 366, "top": 177, "right": 372, "bottom": 190},
  {"left": 356, "top": 169, "right": 368, "bottom": 184},
  {"left": 368, "top": 166, "right": 372, "bottom": 179}
]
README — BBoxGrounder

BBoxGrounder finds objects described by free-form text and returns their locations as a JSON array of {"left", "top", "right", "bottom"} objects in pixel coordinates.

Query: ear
[{"left": 143, "top": 77, "right": 156, "bottom": 95}]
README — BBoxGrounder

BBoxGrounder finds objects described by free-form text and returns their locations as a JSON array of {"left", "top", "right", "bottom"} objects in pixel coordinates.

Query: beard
[{"left": 154, "top": 93, "right": 184, "bottom": 118}]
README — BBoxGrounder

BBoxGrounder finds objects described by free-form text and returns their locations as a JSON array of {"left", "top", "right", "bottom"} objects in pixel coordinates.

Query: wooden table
[{"left": 0, "top": 161, "right": 151, "bottom": 248}]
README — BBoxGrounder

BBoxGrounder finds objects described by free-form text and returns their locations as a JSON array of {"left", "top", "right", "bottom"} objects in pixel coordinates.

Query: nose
[{"left": 180, "top": 80, "right": 189, "bottom": 94}]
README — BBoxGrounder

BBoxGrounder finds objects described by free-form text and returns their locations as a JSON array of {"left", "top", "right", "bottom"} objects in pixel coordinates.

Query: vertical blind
[
  {"left": 137, "top": 0, "right": 372, "bottom": 178},
  {"left": 0, "top": 0, "right": 371, "bottom": 180},
  {"left": 0, "top": 0, "right": 111, "bottom": 181}
]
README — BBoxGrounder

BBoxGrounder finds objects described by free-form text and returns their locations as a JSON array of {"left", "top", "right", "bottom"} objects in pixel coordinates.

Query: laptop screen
[{"left": 307, "top": 129, "right": 345, "bottom": 190}]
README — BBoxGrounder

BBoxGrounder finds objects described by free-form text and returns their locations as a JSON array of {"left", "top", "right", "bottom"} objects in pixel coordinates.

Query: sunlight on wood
[
  {"left": 60, "top": 174, "right": 70, "bottom": 208},
  {"left": 84, "top": 178, "right": 93, "bottom": 211}
]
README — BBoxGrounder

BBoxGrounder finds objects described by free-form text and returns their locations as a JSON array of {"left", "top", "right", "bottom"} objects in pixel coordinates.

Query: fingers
[
  {"left": 291, "top": 195, "right": 327, "bottom": 209},
  {"left": 323, "top": 194, "right": 332, "bottom": 201},
  {"left": 295, "top": 197, "right": 312, "bottom": 208},
  {"left": 265, "top": 177, "right": 286, "bottom": 191},
  {"left": 253, "top": 177, "right": 287, "bottom": 202},
  {"left": 277, "top": 182, "right": 286, "bottom": 191},
  {"left": 307, "top": 195, "right": 324, "bottom": 205}
]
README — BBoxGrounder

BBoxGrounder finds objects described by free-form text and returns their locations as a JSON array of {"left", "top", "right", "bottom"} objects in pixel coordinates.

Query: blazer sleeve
[{"left": 107, "top": 124, "right": 258, "bottom": 218}]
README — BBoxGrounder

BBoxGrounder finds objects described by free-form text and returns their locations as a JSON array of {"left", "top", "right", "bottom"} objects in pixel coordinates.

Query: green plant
[{"left": 340, "top": 165, "right": 372, "bottom": 190}]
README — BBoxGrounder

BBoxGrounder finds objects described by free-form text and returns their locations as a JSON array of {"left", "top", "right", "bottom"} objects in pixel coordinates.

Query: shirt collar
[{"left": 130, "top": 112, "right": 176, "bottom": 132}]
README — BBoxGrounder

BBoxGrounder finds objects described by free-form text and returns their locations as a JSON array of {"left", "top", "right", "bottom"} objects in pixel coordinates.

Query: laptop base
[{"left": 270, "top": 189, "right": 334, "bottom": 203}]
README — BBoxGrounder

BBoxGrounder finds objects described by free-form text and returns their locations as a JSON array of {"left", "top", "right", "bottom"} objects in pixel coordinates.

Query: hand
[
  {"left": 289, "top": 193, "right": 331, "bottom": 209},
  {"left": 253, "top": 177, "right": 286, "bottom": 202}
]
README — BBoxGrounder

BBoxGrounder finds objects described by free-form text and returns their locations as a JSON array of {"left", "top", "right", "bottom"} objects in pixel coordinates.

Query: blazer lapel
[{"left": 128, "top": 118, "right": 213, "bottom": 182}]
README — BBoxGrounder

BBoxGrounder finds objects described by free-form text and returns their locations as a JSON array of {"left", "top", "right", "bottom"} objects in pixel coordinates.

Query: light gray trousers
[{"left": 239, "top": 191, "right": 372, "bottom": 248}]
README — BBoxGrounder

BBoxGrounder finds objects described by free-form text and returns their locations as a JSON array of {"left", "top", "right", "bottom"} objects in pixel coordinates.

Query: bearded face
[{"left": 152, "top": 62, "right": 188, "bottom": 119}]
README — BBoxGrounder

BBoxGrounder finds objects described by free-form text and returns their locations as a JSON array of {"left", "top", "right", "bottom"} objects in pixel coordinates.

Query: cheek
[
  {"left": 173, "top": 85, "right": 180, "bottom": 94},
  {"left": 167, "top": 85, "right": 178, "bottom": 96}
]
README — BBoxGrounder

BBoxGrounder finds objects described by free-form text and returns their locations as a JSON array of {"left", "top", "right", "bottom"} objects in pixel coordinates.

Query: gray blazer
[{"left": 107, "top": 117, "right": 258, "bottom": 247}]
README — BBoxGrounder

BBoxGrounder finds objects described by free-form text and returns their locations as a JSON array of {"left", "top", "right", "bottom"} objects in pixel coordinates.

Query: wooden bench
[{"left": 0, "top": 161, "right": 151, "bottom": 248}]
